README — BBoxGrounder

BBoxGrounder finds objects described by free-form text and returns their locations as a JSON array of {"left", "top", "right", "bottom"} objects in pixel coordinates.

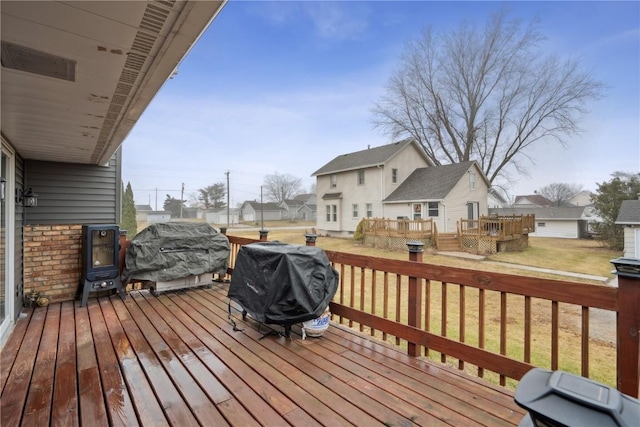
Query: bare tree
[
  {"left": 537, "top": 183, "right": 583, "bottom": 206},
  {"left": 264, "top": 172, "right": 303, "bottom": 204},
  {"left": 371, "top": 10, "right": 605, "bottom": 184}
]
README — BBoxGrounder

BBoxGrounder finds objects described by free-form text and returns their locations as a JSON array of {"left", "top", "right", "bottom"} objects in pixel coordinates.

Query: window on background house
[
  {"left": 366, "top": 203, "right": 373, "bottom": 218},
  {"left": 392, "top": 168, "right": 398, "bottom": 184},
  {"left": 427, "top": 202, "right": 439, "bottom": 217},
  {"left": 326, "top": 205, "right": 331, "bottom": 222},
  {"left": 332, "top": 205, "right": 337, "bottom": 222},
  {"left": 357, "top": 169, "right": 365, "bottom": 185},
  {"left": 538, "top": 222, "right": 546, "bottom": 227},
  {"left": 330, "top": 174, "right": 337, "bottom": 188},
  {"left": 469, "top": 172, "right": 477, "bottom": 190},
  {"left": 352, "top": 204, "right": 358, "bottom": 218}
]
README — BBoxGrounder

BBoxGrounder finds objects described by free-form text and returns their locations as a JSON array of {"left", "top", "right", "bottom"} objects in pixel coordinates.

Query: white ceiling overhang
[{"left": 1, "top": 0, "right": 225, "bottom": 165}]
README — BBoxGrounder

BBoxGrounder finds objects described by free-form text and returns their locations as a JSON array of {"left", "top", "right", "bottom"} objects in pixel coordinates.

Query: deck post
[
  {"left": 407, "top": 241, "right": 424, "bottom": 357},
  {"left": 611, "top": 257, "right": 640, "bottom": 398},
  {"left": 305, "top": 234, "right": 317, "bottom": 246},
  {"left": 259, "top": 230, "right": 269, "bottom": 241}
]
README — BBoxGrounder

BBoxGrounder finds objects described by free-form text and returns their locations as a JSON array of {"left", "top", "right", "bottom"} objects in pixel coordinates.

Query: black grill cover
[
  {"left": 228, "top": 242, "right": 339, "bottom": 325},
  {"left": 122, "top": 222, "right": 230, "bottom": 282}
]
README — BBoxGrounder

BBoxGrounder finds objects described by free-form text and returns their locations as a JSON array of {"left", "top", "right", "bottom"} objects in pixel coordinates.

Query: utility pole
[
  {"left": 260, "top": 185, "right": 264, "bottom": 230},
  {"left": 155, "top": 188, "right": 158, "bottom": 211},
  {"left": 180, "top": 182, "right": 184, "bottom": 219},
  {"left": 225, "top": 171, "right": 230, "bottom": 228}
]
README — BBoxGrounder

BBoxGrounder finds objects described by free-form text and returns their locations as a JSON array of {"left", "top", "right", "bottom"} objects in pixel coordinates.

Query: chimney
[{"left": 367, "top": 145, "right": 370, "bottom": 149}]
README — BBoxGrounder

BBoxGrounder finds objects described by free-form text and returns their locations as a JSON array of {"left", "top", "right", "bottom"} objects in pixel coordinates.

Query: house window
[
  {"left": 392, "top": 168, "right": 398, "bottom": 184},
  {"left": 469, "top": 172, "right": 477, "bottom": 191},
  {"left": 326, "top": 205, "right": 331, "bottom": 222},
  {"left": 352, "top": 204, "right": 358, "bottom": 218},
  {"left": 332, "top": 205, "right": 337, "bottom": 222},
  {"left": 357, "top": 169, "right": 365, "bottom": 185},
  {"left": 330, "top": 174, "right": 337, "bottom": 188},
  {"left": 366, "top": 203, "right": 373, "bottom": 218},
  {"left": 427, "top": 202, "right": 439, "bottom": 217},
  {"left": 538, "top": 222, "right": 546, "bottom": 227}
]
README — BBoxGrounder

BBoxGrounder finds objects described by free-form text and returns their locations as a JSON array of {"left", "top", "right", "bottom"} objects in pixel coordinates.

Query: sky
[{"left": 122, "top": 1, "right": 640, "bottom": 210}]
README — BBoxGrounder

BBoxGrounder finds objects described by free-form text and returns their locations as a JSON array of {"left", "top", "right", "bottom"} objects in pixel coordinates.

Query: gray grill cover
[
  {"left": 122, "top": 222, "right": 229, "bottom": 282},
  {"left": 228, "top": 242, "right": 339, "bottom": 325}
]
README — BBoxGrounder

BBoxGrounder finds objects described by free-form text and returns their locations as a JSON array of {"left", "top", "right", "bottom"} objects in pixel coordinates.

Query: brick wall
[{"left": 24, "top": 224, "right": 83, "bottom": 303}]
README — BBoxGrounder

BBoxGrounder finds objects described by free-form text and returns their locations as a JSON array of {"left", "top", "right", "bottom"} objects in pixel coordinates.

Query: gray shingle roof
[
  {"left": 616, "top": 200, "right": 640, "bottom": 224},
  {"left": 312, "top": 138, "right": 428, "bottom": 176},
  {"left": 489, "top": 206, "right": 587, "bottom": 220},
  {"left": 514, "top": 195, "right": 553, "bottom": 206},
  {"left": 383, "top": 161, "right": 476, "bottom": 202}
]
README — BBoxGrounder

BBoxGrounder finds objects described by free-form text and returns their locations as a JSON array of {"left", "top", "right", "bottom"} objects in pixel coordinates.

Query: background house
[
  {"left": 293, "top": 193, "right": 317, "bottom": 205},
  {"left": 489, "top": 206, "right": 593, "bottom": 239},
  {"left": 0, "top": 0, "right": 226, "bottom": 344},
  {"left": 514, "top": 194, "right": 553, "bottom": 207},
  {"left": 569, "top": 190, "right": 594, "bottom": 207},
  {"left": 280, "top": 195, "right": 317, "bottom": 221},
  {"left": 295, "top": 203, "right": 316, "bottom": 221},
  {"left": 312, "top": 138, "right": 432, "bottom": 237},
  {"left": 616, "top": 196, "right": 640, "bottom": 258},
  {"left": 383, "top": 161, "right": 490, "bottom": 233},
  {"left": 488, "top": 188, "right": 509, "bottom": 208},
  {"left": 240, "top": 201, "right": 286, "bottom": 222},
  {"left": 205, "top": 207, "right": 240, "bottom": 225}
]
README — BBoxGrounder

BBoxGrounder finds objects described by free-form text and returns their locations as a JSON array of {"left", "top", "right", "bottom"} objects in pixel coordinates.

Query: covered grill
[
  {"left": 122, "top": 222, "right": 230, "bottom": 294},
  {"left": 228, "top": 242, "right": 339, "bottom": 333}
]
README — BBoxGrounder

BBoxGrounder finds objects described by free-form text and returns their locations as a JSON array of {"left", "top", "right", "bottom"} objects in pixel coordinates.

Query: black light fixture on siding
[
  {"left": 16, "top": 187, "right": 38, "bottom": 207},
  {"left": 0, "top": 177, "right": 5, "bottom": 202}
]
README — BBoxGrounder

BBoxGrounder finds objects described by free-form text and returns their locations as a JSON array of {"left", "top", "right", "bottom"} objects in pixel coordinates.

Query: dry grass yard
[{"left": 227, "top": 227, "right": 621, "bottom": 389}]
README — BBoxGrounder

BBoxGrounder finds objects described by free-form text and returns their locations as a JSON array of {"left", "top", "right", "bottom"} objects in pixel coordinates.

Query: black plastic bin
[{"left": 514, "top": 368, "right": 640, "bottom": 427}]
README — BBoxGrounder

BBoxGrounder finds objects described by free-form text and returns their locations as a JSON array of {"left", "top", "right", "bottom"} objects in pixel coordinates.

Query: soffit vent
[
  {"left": 90, "top": 0, "right": 177, "bottom": 163},
  {"left": 1, "top": 41, "right": 76, "bottom": 81},
  {"left": 139, "top": 3, "right": 173, "bottom": 34}
]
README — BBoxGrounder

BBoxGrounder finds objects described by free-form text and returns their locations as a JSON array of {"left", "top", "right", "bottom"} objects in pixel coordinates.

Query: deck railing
[
  {"left": 361, "top": 217, "right": 435, "bottom": 238},
  {"left": 225, "top": 233, "right": 639, "bottom": 398},
  {"left": 460, "top": 214, "right": 535, "bottom": 240}
]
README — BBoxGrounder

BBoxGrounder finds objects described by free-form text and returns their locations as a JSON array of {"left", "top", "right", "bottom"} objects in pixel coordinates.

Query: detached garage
[{"left": 489, "top": 207, "right": 591, "bottom": 239}]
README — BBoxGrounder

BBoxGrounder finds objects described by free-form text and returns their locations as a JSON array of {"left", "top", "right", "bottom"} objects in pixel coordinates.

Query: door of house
[
  {"left": 413, "top": 203, "right": 422, "bottom": 220},
  {"left": 467, "top": 202, "right": 479, "bottom": 220},
  {"left": 0, "top": 143, "right": 16, "bottom": 342},
  {"left": 635, "top": 228, "right": 640, "bottom": 258}
]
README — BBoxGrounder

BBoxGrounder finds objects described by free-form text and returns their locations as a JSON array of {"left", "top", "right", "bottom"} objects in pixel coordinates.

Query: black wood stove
[{"left": 80, "top": 224, "right": 125, "bottom": 307}]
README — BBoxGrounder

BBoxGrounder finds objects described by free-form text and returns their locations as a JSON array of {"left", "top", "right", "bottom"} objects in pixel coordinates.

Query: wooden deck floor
[{"left": 1, "top": 283, "right": 526, "bottom": 426}]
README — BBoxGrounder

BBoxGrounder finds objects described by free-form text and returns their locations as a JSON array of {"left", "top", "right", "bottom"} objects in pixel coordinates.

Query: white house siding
[
  {"left": 382, "top": 145, "right": 432, "bottom": 202},
  {"left": 439, "top": 165, "right": 488, "bottom": 233},
  {"left": 316, "top": 143, "right": 431, "bottom": 236},
  {"left": 622, "top": 227, "right": 639, "bottom": 258},
  {"left": 317, "top": 169, "right": 377, "bottom": 236},
  {"left": 530, "top": 220, "right": 578, "bottom": 238}
]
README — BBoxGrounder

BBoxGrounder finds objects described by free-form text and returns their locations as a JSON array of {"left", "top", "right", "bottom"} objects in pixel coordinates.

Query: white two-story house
[
  {"left": 313, "top": 139, "right": 491, "bottom": 237},
  {"left": 312, "top": 139, "right": 433, "bottom": 237}
]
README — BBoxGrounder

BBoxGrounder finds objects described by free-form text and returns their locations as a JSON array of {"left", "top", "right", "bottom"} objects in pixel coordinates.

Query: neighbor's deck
[{"left": 1, "top": 283, "right": 525, "bottom": 426}]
